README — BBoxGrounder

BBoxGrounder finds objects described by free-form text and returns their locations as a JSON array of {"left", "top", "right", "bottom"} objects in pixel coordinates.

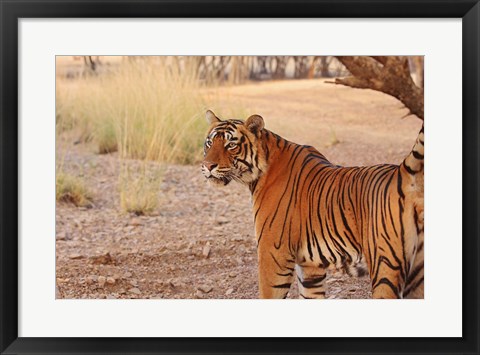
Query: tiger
[{"left": 202, "top": 110, "right": 424, "bottom": 299}]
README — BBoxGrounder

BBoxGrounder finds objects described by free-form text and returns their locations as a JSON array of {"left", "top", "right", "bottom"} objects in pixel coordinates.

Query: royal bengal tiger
[{"left": 202, "top": 110, "right": 424, "bottom": 299}]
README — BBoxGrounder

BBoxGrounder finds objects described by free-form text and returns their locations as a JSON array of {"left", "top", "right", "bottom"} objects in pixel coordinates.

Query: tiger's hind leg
[
  {"left": 370, "top": 255, "right": 403, "bottom": 299},
  {"left": 295, "top": 263, "right": 327, "bottom": 299},
  {"left": 258, "top": 249, "right": 295, "bottom": 299},
  {"left": 404, "top": 231, "right": 424, "bottom": 298}
]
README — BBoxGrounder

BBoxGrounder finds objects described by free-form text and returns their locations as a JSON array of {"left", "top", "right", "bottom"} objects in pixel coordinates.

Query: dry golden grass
[
  {"left": 56, "top": 59, "right": 209, "bottom": 164},
  {"left": 119, "top": 162, "right": 164, "bottom": 215},
  {"left": 56, "top": 173, "right": 92, "bottom": 207}
]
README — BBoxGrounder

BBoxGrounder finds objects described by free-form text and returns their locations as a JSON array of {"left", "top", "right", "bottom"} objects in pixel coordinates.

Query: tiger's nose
[{"left": 203, "top": 161, "right": 218, "bottom": 171}]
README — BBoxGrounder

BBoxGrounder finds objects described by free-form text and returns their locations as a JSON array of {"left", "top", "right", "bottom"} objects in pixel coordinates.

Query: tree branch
[{"left": 334, "top": 56, "right": 424, "bottom": 120}]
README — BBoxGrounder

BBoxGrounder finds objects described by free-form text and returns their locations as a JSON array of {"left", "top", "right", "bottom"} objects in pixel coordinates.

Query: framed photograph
[{"left": 1, "top": 0, "right": 479, "bottom": 354}]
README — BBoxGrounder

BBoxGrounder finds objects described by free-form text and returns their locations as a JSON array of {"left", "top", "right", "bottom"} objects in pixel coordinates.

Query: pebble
[
  {"left": 106, "top": 294, "right": 117, "bottom": 299},
  {"left": 225, "top": 288, "right": 234, "bottom": 296},
  {"left": 98, "top": 276, "right": 106, "bottom": 288},
  {"left": 195, "top": 290, "right": 204, "bottom": 299},
  {"left": 129, "top": 287, "right": 142, "bottom": 295},
  {"left": 91, "top": 253, "right": 114, "bottom": 265},
  {"left": 216, "top": 217, "right": 229, "bottom": 225},
  {"left": 69, "top": 253, "right": 84, "bottom": 260},
  {"left": 198, "top": 285, "right": 213, "bottom": 293},
  {"left": 129, "top": 218, "right": 143, "bottom": 227},
  {"left": 86, "top": 275, "right": 97, "bottom": 285},
  {"left": 124, "top": 272, "right": 133, "bottom": 278},
  {"left": 202, "top": 242, "right": 211, "bottom": 258},
  {"left": 106, "top": 277, "right": 116, "bottom": 285},
  {"left": 228, "top": 272, "right": 237, "bottom": 278}
]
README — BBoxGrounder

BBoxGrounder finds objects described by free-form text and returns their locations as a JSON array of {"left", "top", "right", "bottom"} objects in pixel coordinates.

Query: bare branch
[{"left": 334, "top": 56, "right": 424, "bottom": 120}]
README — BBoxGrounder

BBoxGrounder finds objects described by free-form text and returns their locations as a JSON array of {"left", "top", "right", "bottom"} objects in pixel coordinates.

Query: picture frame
[{"left": 1, "top": 0, "right": 479, "bottom": 354}]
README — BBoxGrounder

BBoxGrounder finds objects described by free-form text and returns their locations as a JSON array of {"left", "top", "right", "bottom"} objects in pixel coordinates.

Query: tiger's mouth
[
  {"left": 202, "top": 164, "right": 234, "bottom": 186},
  {"left": 206, "top": 175, "right": 232, "bottom": 186}
]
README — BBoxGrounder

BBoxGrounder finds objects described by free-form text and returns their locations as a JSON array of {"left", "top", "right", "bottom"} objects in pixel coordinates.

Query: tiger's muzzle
[{"left": 202, "top": 161, "right": 232, "bottom": 186}]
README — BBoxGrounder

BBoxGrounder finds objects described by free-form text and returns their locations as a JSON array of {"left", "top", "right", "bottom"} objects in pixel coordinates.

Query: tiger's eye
[{"left": 227, "top": 142, "right": 237, "bottom": 149}]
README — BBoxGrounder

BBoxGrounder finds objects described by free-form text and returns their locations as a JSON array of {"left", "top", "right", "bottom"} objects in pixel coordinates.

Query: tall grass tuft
[
  {"left": 56, "top": 58, "right": 209, "bottom": 164},
  {"left": 119, "top": 162, "right": 164, "bottom": 215},
  {"left": 56, "top": 172, "right": 92, "bottom": 207}
]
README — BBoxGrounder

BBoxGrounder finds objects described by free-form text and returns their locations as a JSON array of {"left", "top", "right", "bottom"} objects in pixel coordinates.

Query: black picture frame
[{"left": 1, "top": 1, "right": 479, "bottom": 354}]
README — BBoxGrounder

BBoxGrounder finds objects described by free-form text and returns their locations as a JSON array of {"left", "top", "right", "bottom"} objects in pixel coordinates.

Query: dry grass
[
  {"left": 119, "top": 162, "right": 164, "bottom": 215},
  {"left": 56, "top": 173, "right": 92, "bottom": 207},
  {"left": 56, "top": 58, "right": 209, "bottom": 164}
]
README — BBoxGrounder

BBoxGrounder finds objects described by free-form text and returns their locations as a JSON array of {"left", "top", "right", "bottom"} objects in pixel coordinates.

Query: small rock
[
  {"left": 123, "top": 272, "right": 133, "bottom": 278},
  {"left": 106, "top": 294, "right": 117, "bottom": 299},
  {"left": 129, "top": 280, "right": 138, "bottom": 287},
  {"left": 129, "top": 287, "right": 141, "bottom": 295},
  {"left": 326, "top": 278, "right": 340, "bottom": 284},
  {"left": 216, "top": 217, "right": 229, "bottom": 225},
  {"left": 232, "top": 236, "right": 244, "bottom": 242},
  {"left": 198, "top": 285, "right": 213, "bottom": 293},
  {"left": 98, "top": 276, "right": 106, "bottom": 288},
  {"left": 228, "top": 272, "right": 237, "bottom": 278},
  {"left": 91, "top": 253, "right": 115, "bottom": 265},
  {"left": 225, "top": 288, "right": 234, "bottom": 296},
  {"left": 85, "top": 275, "right": 97, "bottom": 285},
  {"left": 195, "top": 290, "right": 204, "bottom": 299},
  {"left": 56, "top": 232, "right": 67, "bottom": 241},
  {"left": 69, "top": 253, "right": 84, "bottom": 260},
  {"left": 106, "top": 277, "right": 116, "bottom": 285},
  {"left": 202, "top": 242, "right": 211, "bottom": 258},
  {"left": 129, "top": 218, "right": 143, "bottom": 227}
]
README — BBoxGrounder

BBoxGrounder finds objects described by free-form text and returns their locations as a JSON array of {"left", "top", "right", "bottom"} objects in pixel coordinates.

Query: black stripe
[
  {"left": 412, "top": 150, "right": 424, "bottom": 159},
  {"left": 298, "top": 275, "right": 326, "bottom": 288},
  {"left": 403, "top": 162, "right": 418, "bottom": 175},
  {"left": 272, "top": 283, "right": 291, "bottom": 289},
  {"left": 374, "top": 277, "right": 400, "bottom": 298}
]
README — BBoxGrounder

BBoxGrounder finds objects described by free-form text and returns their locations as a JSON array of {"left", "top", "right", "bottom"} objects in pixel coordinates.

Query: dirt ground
[{"left": 56, "top": 79, "right": 423, "bottom": 299}]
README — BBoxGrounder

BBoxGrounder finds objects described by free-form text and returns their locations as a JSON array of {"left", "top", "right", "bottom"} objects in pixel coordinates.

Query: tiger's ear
[
  {"left": 245, "top": 114, "right": 264, "bottom": 135},
  {"left": 206, "top": 110, "right": 221, "bottom": 124}
]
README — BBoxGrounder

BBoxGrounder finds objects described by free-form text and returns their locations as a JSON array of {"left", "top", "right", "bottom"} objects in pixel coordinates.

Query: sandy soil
[{"left": 56, "top": 79, "right": 423, "bottom": 299}]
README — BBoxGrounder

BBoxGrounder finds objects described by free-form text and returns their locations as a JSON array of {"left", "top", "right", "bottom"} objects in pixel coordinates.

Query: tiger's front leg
[
  {"left": 295, "top": 263, "right": 327, "bottom": 299},
  {"left": 257, "top": 247, "right": 295, "bottom": 299}
]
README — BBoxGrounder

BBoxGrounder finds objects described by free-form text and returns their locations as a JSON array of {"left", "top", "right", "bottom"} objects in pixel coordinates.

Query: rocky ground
[{"left": 56, "top": 79, "right": 422, "bottom": 299}]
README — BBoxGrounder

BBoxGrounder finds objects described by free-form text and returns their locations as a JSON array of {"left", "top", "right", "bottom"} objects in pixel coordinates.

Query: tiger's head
[{"left": 202, "top": 110, "right": 267, "bottom": 186}]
